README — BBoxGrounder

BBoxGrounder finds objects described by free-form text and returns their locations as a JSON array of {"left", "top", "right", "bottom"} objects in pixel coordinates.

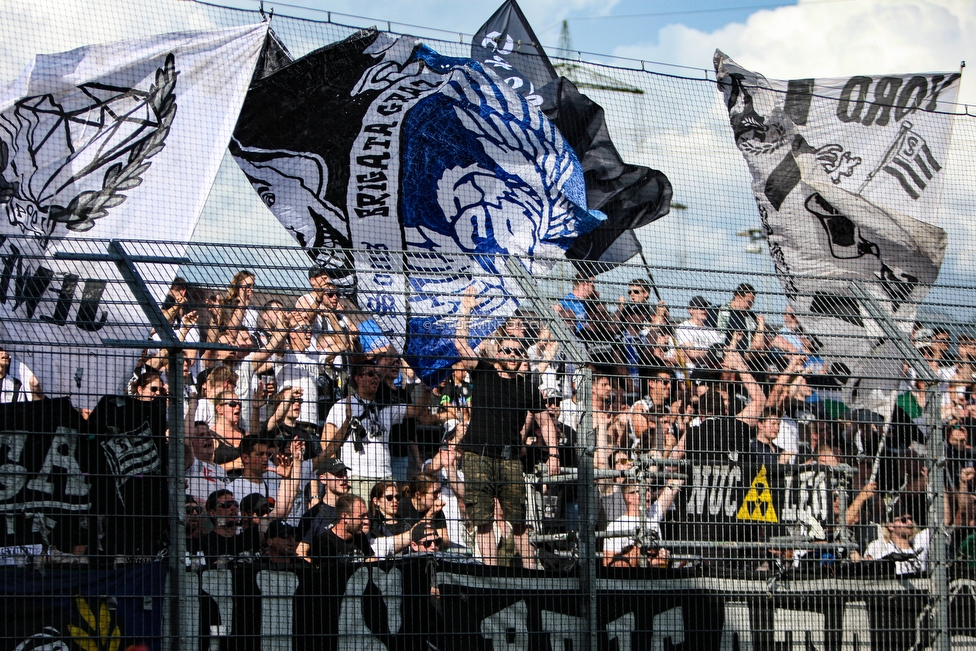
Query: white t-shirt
[
  {"left": 227, "top": 459, "right": 315, "bottom": 526},
  {"left": 276, "top": 349, "right": 324, "bottom": 424},
  {"left": 673, "top": 320, "right": 723, "bottom": 367},
  {"left": 327, "top": 395, "right": 407, "bottom": 480},
  {"left": 602, "top": 502, "right": 665, "bottom": 556},
  {"left": 0, "top": 362, "right": 35, "bottom": 403},
  {"left": 185, "top": 458, "right": 228, "bottom": 503},
  {"left": 864, "top": 528, "right": 930, "bottom": 575}
]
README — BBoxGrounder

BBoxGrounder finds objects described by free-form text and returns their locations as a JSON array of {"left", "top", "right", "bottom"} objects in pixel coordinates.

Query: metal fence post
[
  {"left": 850, "top": 281, "right": 949, "bottom": 651},
  {"left": 167, "top": 349, "right": 187, "bottom": 651},
  {"left": 505, "top": 258, "right": 596, "bottom": 651}
]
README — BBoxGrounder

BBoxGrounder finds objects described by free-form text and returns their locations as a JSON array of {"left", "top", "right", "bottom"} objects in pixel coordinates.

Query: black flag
[
  {"left": 472, "top": 2, "right": 673, "bottom": 264},
  {"left": 471, "top": 0, "right": 555, "bottom": 107}
]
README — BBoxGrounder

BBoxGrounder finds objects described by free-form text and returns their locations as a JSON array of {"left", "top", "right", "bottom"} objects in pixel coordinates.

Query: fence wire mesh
[{"left": 2, "top": 2, "right": 976, "bottom": 650}]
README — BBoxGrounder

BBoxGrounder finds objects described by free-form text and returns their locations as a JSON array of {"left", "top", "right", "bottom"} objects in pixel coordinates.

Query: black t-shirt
[
  {"left": 463, "top": 361, "right": 542, "bottom": 455},
  {"left": 397, "top": 498, "right": 448, "bottom": 531},
  {"left": 309, "top": 527, "right": 373, "bottom": 562},
  {"left": 299, "top": 501, "right": 338, "bottom": 543},
  {"left": 683, "top": 416, "right": 755, "bottom": 464},
  {"left": 201, "top": 527, "right": 261, "bottom": 564}
]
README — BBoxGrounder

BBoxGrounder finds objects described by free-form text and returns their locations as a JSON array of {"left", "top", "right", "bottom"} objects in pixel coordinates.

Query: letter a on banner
[{"left": 737, "top": 465, "right": 778, "bottom": 523}]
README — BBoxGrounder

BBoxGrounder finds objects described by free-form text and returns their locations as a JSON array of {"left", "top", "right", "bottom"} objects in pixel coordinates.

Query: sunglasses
[
  {"left": 217, "top": 500, "right": 238, "bottom": 509},
  {"left": 499, "top": 347, "right": 524, "bottom": 356},
  {"left": 419, "top": 538, "right": 443, "bottom": 549},
  {"left": 383, "top": 494, "right": 400, "bottom": 502},
  {"left": 628, "top": 289, "right": 644, "bottom": 295},
  {"left": 291, "top": 397, "right": 304, "bottom": 403},
  {"left": 186, "top": 506, "right": 203, "bottom": 515},
  {"left": 894, "top": 515, "right": 914, "bottom": 523},
  {"left": 221, "top": 401, "right": 241, "bottom": 408},
  {"left": 324, "top": 291, "right": 338, "bottom": 298},
  {"left": 614, "top": 458, "right": 632, "bottom": 465},
  {"left": 147, "top": 385, "right": 163, "bottom": 393}
]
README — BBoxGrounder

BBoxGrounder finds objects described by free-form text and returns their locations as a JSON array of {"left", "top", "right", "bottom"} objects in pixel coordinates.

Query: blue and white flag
[
  {"left": 233, "top": 30, "right": 605, "bottom": 384},
  {"left": 715, "top": 52, "right": 957, "bottom": 410},
  {"left": 0, "top": 24, "right": 268, "bottom": 407}
]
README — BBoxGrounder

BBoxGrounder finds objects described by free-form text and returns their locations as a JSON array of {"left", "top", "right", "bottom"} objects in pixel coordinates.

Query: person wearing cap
[
  {"left": 673, "top": 296, "right": 722, "bottom": 371},
  {"left": 298, "top": 457, "right": 352, "bottom": 558},
  {"left": 864, "top": 509, "right": 930, "bottom": 575},
  {"left": 715, "top": 283, "right": 766, "bottom": 353},
  {"left": 406, "top": 523, "right": 443, "bottom": 555},
  {"left": 264, "top": 520, "right": 299, "bottom": 564}
]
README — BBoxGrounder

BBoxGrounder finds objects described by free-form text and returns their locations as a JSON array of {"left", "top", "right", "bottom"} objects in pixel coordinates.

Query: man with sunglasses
[
  {"left": 227, "top": 436, "right": 314, "bottom": 527},
  {"left": 322, "top": 357, "right": 433, "bottom": 500},
  {"left": 201, "top": 489, "right": 261, "bottom": 566},
  {"left": 455, "top": 291, "right": 559, "bottom": 569}
]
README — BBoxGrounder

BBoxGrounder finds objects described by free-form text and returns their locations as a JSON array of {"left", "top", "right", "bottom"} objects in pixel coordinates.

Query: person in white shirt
[
  {"left": 864, "top": 510, "right": 930, "bottom": 575},
  {"left": 227, "top": 436, "right": 321, "bottom": 526},
  {"left": 185, "top": 421, "right": 228, "bottom": 503},
  {"left": 0, "top": 347, "right": 42, "bottom": 403},
  {"left": 672, "top": 296, "right": 722, "bottom": 371},
  {"left": 322, "top": 357, "right": 434, "bottom": 500},
  {"left": 603, "top": 479, "right": 682, "bottom": 568}
]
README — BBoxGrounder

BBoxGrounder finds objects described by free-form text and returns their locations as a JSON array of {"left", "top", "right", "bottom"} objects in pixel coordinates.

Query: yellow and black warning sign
[{"left": 736, "top": 464, "right": 778, "bottom": 523}]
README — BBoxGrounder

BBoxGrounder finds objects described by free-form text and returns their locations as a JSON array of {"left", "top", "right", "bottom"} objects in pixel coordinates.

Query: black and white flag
[
  {"left": 715, "top": 52, "right": 956, "bottom": 409},
  {"left": 472, "top": 2, "right": 673, "bottom": 266},
  {"left": 0, "top": 24, "right": 268, "bottom": 407},
  {"left": 233, "top": 30, "right": 605, "bottom": 384}
]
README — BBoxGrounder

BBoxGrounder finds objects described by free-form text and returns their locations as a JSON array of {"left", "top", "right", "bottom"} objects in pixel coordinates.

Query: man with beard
[{"left": 455, "top": 291, "right": 559, "bottom": 568}]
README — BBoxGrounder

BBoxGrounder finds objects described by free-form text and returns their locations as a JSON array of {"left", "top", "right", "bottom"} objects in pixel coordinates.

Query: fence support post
[
  {"left": 505, "top": 259, "right": 596, "bottom": 651},
  {"left": 850, "top": 281, "right": 949, "bottom": 651}
]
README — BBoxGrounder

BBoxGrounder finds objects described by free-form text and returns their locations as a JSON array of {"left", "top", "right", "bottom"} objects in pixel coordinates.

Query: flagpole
[{"left": 636, "top": 247, "right": 663, "bottom": 303}]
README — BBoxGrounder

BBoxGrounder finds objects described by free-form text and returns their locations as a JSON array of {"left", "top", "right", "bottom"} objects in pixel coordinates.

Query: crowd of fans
[{"left": 4, "top": 266, "right": 976, "bottom": 574}]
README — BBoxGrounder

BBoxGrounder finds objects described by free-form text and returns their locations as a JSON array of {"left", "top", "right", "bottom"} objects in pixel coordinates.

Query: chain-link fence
[
  {"left": 3, "top": 1, "right": 976, "bottom": 649},
  {"left": 0, "top": 239, "right": 974, "bottom": 650}
]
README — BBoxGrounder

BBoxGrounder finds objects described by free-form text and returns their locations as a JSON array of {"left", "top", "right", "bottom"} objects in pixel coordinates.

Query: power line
[{"left": 563, "top": 0, "right": 855, "bottom": 22}]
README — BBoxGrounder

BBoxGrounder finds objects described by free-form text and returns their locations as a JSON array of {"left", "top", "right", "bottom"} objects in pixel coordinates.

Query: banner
[
  {"left": 0, "top": 562, "right": 167, "bottom": 651},
  {"left": 232, "top": 29, "right": 605, "bottom": 384},
  {"left": 0, "top": 23, "right": 268, "bottom": 408},
  {"left": 471, "top": 0, "right": 555, "bottom": 108},
  {"left": 3, "top": 559, "right": 970, "bottom": 651},
  {"left": 472, "top": 3, "right": 673, "bottom": 265},
  {"left": 0, "top": 399, "right": 87, "bottom": 555},
  {"left": 714, "top": 52, "right": 957, "bottom": 411}
]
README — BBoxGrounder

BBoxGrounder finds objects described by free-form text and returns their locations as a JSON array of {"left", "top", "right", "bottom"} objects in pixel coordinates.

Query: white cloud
[{"left": 613, "top": 0, "right": 976, "bottom": 106}]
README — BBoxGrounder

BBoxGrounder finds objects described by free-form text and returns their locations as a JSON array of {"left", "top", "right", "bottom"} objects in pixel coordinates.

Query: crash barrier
[{"left": 4, "top": 559, "right": 976, "bottom": 651}]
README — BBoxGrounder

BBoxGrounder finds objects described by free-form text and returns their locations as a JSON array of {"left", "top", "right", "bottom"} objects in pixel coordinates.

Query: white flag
[
  {"left": 0, "top": 23, "right": 268, "bottom": 408},
  {"left": 714, "top": 51, "right": 957, "bottom": 409}
]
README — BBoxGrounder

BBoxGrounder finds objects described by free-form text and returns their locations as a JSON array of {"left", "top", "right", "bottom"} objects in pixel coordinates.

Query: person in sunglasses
[
  {"left": 864, "top": 509, "right": 930, "bottom": 575},
  {"left": 398, "top": 473, "right": 448, "bottom": 548},
  {"left": 321, "top": 357, "right": 434, "bottom": 500},
  {"left": 455, "top": 290, "right": 559, "bottom": 569},
  {"left": 201, "top": 489, "right": 261, "bottom": 566}
]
